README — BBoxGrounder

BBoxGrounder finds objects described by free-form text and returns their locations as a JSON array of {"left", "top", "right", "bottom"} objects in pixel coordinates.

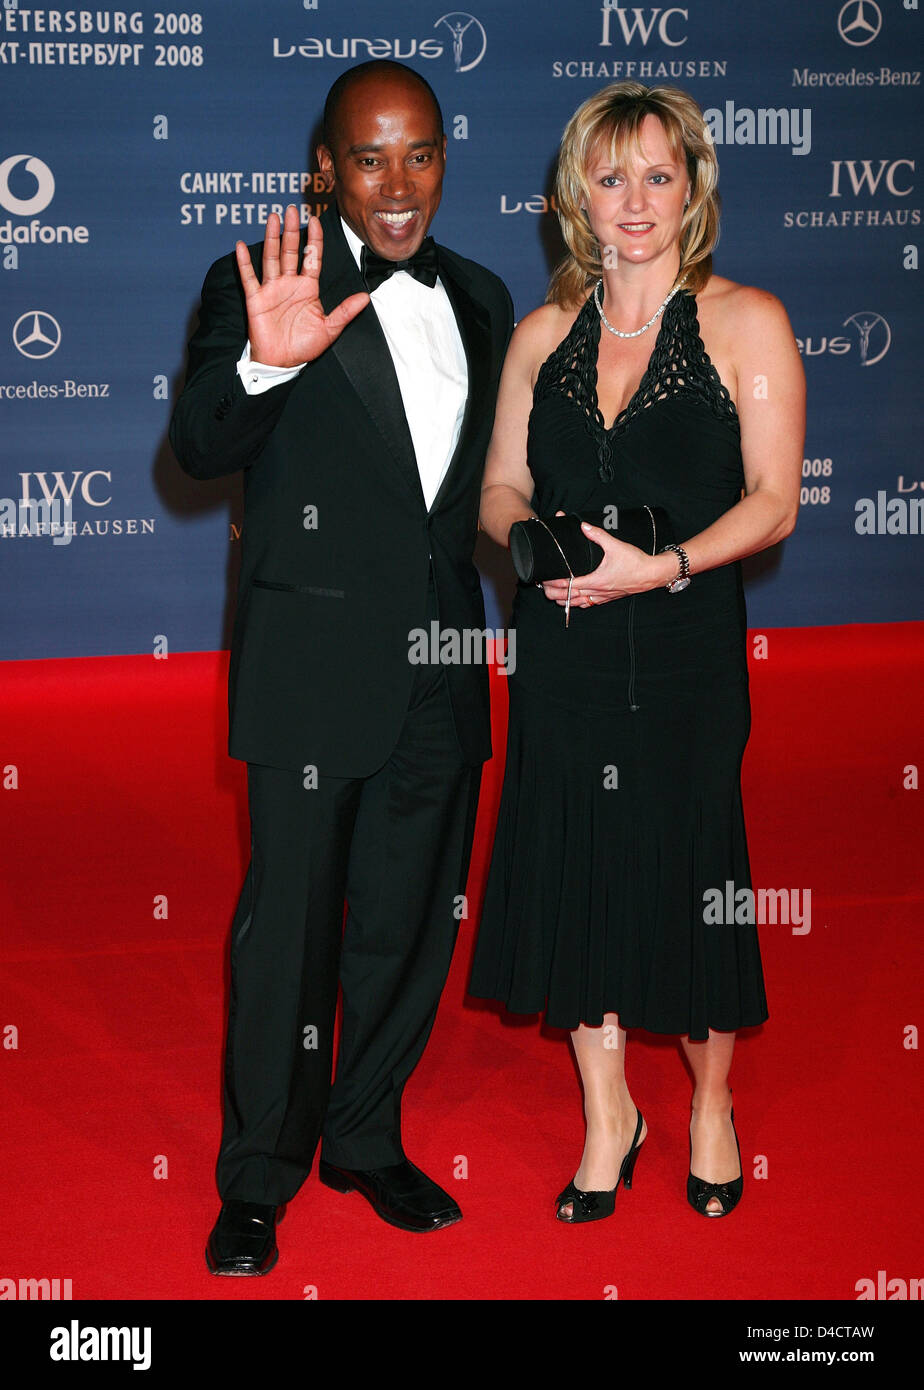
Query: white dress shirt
[{"left": 236, "top": 217, "right": 469, "bottom": 510}]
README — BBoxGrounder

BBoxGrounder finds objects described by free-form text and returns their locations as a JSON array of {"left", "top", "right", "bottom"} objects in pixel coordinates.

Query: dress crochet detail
[{"left": 533, "top": 288, "right": 739, "bottom": 481}]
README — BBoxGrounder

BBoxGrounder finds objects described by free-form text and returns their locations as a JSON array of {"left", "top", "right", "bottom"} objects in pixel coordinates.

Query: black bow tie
[{"left": 361, "top": 236, "right": 439, "bottom": 292}]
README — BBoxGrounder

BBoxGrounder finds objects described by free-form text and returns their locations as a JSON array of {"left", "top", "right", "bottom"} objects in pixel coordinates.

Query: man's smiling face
[{"left": 317, "top": 72, "right": 447, "bottom": 261}]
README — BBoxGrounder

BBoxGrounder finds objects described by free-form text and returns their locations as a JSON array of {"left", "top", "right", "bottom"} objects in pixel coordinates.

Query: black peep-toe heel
[
  {"left": 687, "top": 1105, "right": 743, "bottom": 1217},
  {"left": 555, "top": 1108, "right": 644, "bottom": 1224}
]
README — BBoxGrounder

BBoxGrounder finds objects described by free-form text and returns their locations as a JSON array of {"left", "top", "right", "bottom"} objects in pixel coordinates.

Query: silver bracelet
[{"left": 660, "top": 543, "right": 691, "bottom": 594}]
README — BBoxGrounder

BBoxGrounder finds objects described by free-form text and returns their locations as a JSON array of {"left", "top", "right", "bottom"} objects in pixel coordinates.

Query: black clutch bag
[{"left": 509, "top": 506, "right": 673, "bottom": 585}]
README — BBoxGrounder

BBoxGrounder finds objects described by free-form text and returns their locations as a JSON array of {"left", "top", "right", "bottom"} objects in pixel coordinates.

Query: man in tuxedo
[{"left": 169, "top": 59, "right": 512, "bottom": 1274}]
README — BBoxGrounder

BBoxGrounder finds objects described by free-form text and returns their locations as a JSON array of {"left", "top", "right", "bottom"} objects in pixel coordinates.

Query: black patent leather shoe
[
  {"left": 205, "top": 1199, "right": 284, "bottom": 1275},
  {"left": 318, "top": 1157, "right": 462, "bottom": 1232},
  {"left": 555, "top": 1108, "right": 645, "bottom": 1224},
  {"left": 687, "top": 1105, "right": 744, "bottom": 1218}
]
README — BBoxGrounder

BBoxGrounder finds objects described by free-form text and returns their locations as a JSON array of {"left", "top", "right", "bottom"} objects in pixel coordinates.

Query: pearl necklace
[{"left": 593, "top": 274, "right": 688, "bottom": 339}]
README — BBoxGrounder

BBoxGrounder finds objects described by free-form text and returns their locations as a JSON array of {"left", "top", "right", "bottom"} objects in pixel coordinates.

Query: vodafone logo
[
  {"left": 0, "top": 155, "right": 55, "bottom": 216},
  {"left": 0, "top": 155, "right": 88, "bottom": 248}
]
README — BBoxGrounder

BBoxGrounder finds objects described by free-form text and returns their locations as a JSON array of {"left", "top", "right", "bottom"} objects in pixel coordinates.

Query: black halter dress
[{"left": 468, "top": 288, "right": 769, "bottom": 1040}]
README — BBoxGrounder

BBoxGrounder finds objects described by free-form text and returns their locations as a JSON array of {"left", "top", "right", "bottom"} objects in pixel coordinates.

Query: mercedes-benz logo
[
  {"left": 13, "top": 310, "right": 61, "bottom": 359},
  {"left": 838, "top": 0, "right": 882, "bottom": 46}
]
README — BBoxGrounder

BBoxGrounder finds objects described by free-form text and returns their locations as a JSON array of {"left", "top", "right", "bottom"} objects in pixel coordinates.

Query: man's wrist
[{"left": 237, "top": 340, "right": 307, "bottom": 395}]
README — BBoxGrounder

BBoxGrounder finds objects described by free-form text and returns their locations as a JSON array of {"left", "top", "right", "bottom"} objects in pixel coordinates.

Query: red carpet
[{"left": 2, "top": 623, "right": 922, "bottom": 1301}]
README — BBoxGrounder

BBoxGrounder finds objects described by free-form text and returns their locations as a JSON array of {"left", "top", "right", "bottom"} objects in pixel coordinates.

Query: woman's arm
[
  {"left": 479, "top": 308, "right": 559, "bottom": 546},
  {"left": 663, "top": 285, "right": 805, "bottom": 576}
]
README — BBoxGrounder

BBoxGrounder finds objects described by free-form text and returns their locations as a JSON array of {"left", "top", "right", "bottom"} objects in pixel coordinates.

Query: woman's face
[{"left": 581, "top": 112, "right": 691, "bottom": 274}]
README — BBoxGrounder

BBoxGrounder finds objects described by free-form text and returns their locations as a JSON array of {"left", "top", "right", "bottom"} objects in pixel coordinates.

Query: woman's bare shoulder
[
  {"left": 513, "top": 300, "right": 582, "bottom": 346},
  {"left": 698, "top": 274, "right": 794, "bottom": 333},
  {"left": 508, "top": 299, "right": 585, "bottom": 384}
]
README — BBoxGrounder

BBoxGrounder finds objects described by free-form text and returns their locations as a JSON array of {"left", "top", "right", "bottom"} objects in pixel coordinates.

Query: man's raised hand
[{"left": 235, "top": 204, "right": 369, "bottom": 368}]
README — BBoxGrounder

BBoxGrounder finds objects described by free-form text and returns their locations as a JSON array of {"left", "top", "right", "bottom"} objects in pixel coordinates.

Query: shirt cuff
[{"left": 236, "top": 340, "right": 307, "bottom": 395}]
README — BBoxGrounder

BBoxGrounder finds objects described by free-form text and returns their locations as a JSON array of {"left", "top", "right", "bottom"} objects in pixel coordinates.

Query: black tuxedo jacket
[{"left": 169, "top": 205, "right": 513, "bottom": 777}]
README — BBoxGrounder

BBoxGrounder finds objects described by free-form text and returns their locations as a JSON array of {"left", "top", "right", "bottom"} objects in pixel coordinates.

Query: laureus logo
[
  {"left": 273, "top": 11, "right": 486, "bottom": 71},
  {"left": 844, "top": 312, "right": 891, "bottom": 365},
  {"left": 434, "top": 12, "right": 486, "bottom": 71}
]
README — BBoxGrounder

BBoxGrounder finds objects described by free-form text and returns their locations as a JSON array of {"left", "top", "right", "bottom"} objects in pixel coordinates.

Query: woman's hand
[{"left": 540, "top": 513, "right": 675, "bottom": 608}]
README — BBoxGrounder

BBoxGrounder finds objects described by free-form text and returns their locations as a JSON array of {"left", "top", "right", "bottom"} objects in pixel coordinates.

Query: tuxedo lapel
[
  {"left": 313, "top": 209, "right": 495, "bottom": 518},
  {"left": 315, "top": 207, "right": 425, "bottom": 508},
  {"left": 428, "top": 251, "right": 493, "bottom": 517}
]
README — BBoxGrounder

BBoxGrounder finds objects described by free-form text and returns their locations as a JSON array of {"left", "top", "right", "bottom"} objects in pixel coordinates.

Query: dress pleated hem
[
  {"left": 468, "top": 676, "right": 768, "bottom": 1043},
  {"left": 465, "top": 983, "right": 769, "bottom": 1042}
]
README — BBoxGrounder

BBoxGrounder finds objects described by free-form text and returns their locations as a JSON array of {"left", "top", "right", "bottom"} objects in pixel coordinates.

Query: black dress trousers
[{"left": 215, "top": 573, "right": 482, "bottom": 1205}]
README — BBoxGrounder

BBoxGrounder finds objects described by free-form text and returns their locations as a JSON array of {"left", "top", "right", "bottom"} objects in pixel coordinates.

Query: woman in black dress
[{"left": 469, "top": 83, "right": 805, "bottom": 1221}]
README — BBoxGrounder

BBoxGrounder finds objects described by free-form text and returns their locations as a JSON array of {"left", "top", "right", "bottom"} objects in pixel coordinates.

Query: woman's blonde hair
[{"left": 547, "top": 82, "right": 720, "bottom": 308}]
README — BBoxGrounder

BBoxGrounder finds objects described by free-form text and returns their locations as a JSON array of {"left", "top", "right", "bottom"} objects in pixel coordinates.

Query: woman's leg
[
  {"left": 680, "top": 1030, "right": 741, "bottom": 1214},
  {"left": 559, "top": 1012, "right": 647, "bottom": 1218}
]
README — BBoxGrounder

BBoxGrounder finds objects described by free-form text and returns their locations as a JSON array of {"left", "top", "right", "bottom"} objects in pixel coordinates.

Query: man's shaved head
[
  {"left": 322, "top": 60, "right": 444, "bottom": 151},
  {"left": 316, "top": 59, "right": 448, "bottom": 263}
]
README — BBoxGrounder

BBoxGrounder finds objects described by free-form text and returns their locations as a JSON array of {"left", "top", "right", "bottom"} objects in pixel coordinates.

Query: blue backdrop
[{"left": 2, "top": 0, "right": 921, "bottom": 659}]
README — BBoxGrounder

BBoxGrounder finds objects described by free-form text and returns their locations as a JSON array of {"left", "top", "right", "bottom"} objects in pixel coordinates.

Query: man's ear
[
  {"left": 316, "top": 144, "right": 336, "bottom": 191},
  {"left": 441, "top": 133, "right": 448, "bottom": 162}
]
